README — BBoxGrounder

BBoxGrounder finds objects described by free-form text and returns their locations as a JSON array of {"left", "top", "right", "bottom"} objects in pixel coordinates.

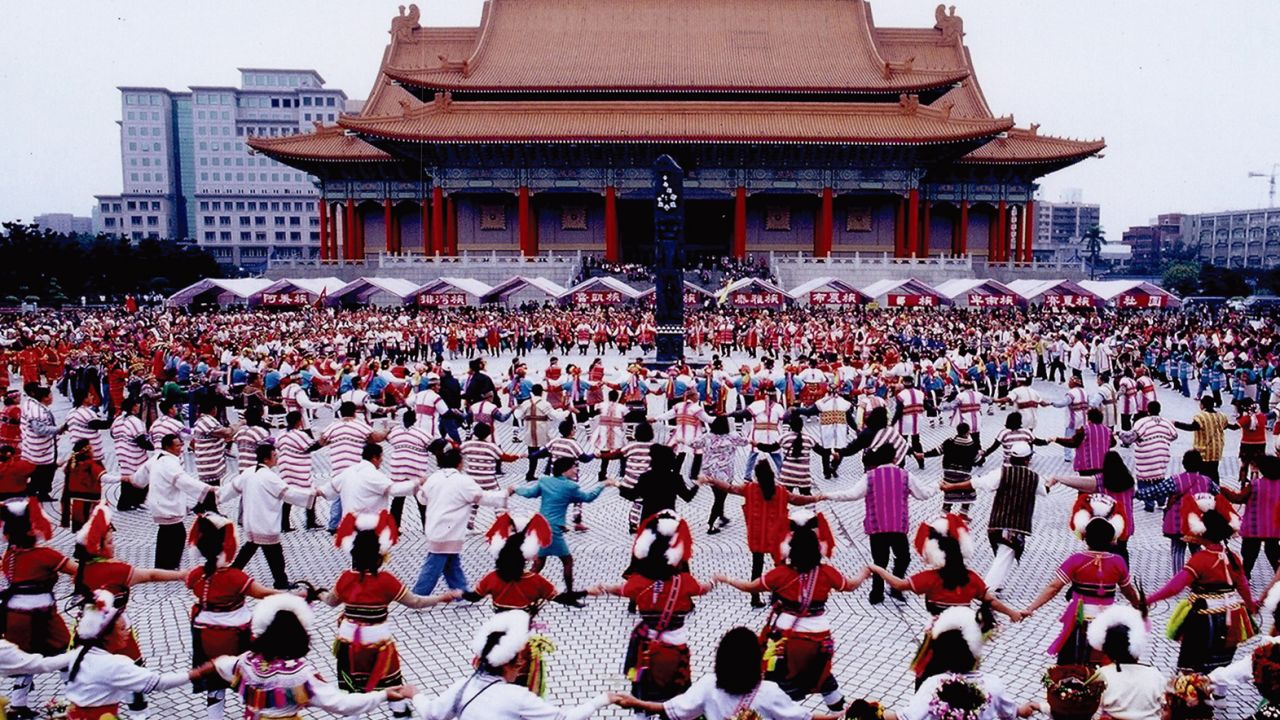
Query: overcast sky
[{"left": 2, "top": 0, "right": 1278, "bottom": 236}]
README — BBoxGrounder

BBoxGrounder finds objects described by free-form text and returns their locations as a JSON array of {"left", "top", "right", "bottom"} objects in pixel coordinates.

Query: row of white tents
[{"left": 167, "top": 275, "right": 1180, "bottom": 310}]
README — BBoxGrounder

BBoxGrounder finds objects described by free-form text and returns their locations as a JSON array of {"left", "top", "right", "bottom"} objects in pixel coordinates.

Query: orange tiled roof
[
  {"left": 382, "top": 0, "right": 970, "bottom": 94},
  {"left": 338, "top": 95, "right": 1014, "bottom": 145},
  {"left": 246, "top": 124, "right": 393, "bottom": 162},
  {"left": 957, "top": 127, "right": 1105, "bottom": 165}
]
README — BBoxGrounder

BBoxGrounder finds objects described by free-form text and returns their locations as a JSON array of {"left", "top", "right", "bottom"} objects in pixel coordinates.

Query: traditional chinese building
[{"left": 249, "top": 0, "right": 1103, "bottom": 267}]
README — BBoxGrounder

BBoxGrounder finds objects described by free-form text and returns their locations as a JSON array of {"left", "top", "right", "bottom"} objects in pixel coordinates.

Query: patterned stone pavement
[{"left": 10, "top": 355, "right": 1272, "bottom": 718}]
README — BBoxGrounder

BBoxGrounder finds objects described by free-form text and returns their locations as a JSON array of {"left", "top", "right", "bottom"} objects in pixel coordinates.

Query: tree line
[{"left": 0, "top": 222, "right": 221, "bottom": 305}]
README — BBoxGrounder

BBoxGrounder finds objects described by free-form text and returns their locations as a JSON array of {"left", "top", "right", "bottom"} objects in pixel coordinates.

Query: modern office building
[
  {"left": 93, "top": 69, "right": 352, "bottom": 271},
  {"left": 33, "top": 213, "right": 93, "bottom": 236},
  {"left": 1033, "top": 197, "right": 1102, "bottom": 264},
  {"left": 1121, "top": 213, "right": 1184, "bottom": 273},
  {"left": 1181, "top": 207, "right": 1280, "bottom": 269}
]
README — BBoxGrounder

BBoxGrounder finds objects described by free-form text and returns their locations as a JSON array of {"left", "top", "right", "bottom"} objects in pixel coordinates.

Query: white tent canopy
[
  {"left": 329, "top": 277, "right": 425, "bottom": 306},
  {"left": 934, "top": 278, "right": 1020, "bottom": 308},
  {"left": 860, "top": 278, "right": 947, "bottom": 308},
  {"left": 1080, "top": 280, "right": 1180, "bottom": 308},
  {"left": 560, "top": 276, "right": 644, "bottom": 305},
  {"left": 482, "top": 276, "right": 568, "bottom": 306},
  {"left": 788, "top": 277, "right": 869, "bottom": 306},
  {"left": 251, "top": 277, "right": 347, "bottom": 306},
  {"left": 411, "top": 277, "right": 496, "bottom": 307},
  {"left": 166, "top": 278, "right": 273, "bottom": 307},
  {"left": 1006, "top": 279, "right": 1100, "bottom": 308},
  {"left": 716, "top": 277, "right": 789, "bottom": 308}
]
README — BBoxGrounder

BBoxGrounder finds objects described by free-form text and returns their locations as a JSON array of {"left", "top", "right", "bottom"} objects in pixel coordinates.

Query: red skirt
[
  {"left": 762, "top": 629, "right": 835, "bottom": 697},
  {"left": 334, "top": 636, "right": 402, "bottom": 693},
  {"left": 4, "top": 607, "right": 70, "bottom": 656},
  {"left": 68, "top": 705, "right": 120, "bottom": 720},
  {"left": 191, "top": 624, "right": 249, "bottom": 691},
  {"left": 624, "top": 632, "right": 692, "bottom": 703}
]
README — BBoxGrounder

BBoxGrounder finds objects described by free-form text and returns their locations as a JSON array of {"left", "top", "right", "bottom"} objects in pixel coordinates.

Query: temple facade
[{"left": 251, "top": 0, "right": 1103, "bottom": 267}]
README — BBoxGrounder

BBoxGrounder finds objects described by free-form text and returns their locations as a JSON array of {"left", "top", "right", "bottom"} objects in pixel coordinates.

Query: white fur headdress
[
  {"left": 1086, "top": 605, "right": 1149, "bottom": 660},
  {"left": 251, "top": 593, "right": 314, "bottom": 638},
  {"left": 1180, "top": 492, "right": 1240, "bottom": 538},
  {"left": 333, "top": 510, "right": 399, "bottom": 554},
  {"left": 779, "top": 509, "right": 835, "bottom": 563},
  {"left": 471, "top": 610, "right": 530, "bottom": 668},
  {"left": 486, "top": 513, "right": 552, "bottom": 561},
  {"left": 1069, "top": 493, "right": 1126, "bottom": 539},
  {"left": 632, "top": 510, "right": 694, "bottom": 566},
  {"left": 913, "top": 514, "right": 974, "bottom": 568},
  {"left": 76, "top": 590, "right": 122, "bottom": 641},
  {"left": 0, "top": 497, "right": 54, "bottom": 542},
  {"left": 931, "top": 606, "right": 983, "bottom": 658},
  {"left": 186, "top": 512, "right": 238, "bottom": 567}
]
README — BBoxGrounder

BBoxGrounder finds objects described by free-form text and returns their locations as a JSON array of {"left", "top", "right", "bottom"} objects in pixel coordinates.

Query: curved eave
[
  {"left": 381, "top": 67, "right": 972, "bottom": 97},
  {"left": 956, "top": 140, "right": 1106, "bottom": 169},
  {"left": 246, "top": 135, "right": 397, "bottom": 164}
]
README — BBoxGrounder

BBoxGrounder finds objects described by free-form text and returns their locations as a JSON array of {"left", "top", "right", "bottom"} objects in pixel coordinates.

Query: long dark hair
[
  {"left": 787, "top": 414, "right": 806, "bottom": 459},
  {"left": 350, "top": 531, "right": 384, "bottom": 576},
  {"left": 193, "top": 516, "right": 227, "bottom": 579},
  {"left": 495, "top": 538, "right": 527, "bottom": 584},
  {"left": 1101, "top": 451, "right": 1134, "bottom": 493},
  {"left": 714, "top": 627, "right": 763, "bottom": 696},
  {"left": 786, "top": 526, "right": 822, "bottom": 574},
  {"left": 251, "top": 610, "right": 310, "bottom": 662},
  {"left": 936, "top": 535, "right": 969, "bottom": 590},
  {"left": 754, "top": 460, "right": 777, "bottom": 502}
]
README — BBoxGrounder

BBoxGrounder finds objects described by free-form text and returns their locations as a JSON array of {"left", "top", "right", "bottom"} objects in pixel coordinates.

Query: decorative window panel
[
  {"left": 764, "top": 205, "right": 791, "bottom": 231},
  {"left": 561, "top": 205, "right": 588, "bottom": 231},
  {"left": 846, "top": 205, "right": 873, "bottom": 232},
  {"left": 479, "top": 204, "right": 506, "bottom": 231}
]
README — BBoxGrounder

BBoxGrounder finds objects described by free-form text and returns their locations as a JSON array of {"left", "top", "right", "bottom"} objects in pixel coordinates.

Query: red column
[
  {"left": 920, "top": 199, "right": 932, "bottom": 258},
  {"left": 355, "top": 204, "right": 366, "bottom": 260},
  {"left": 906, "top": 189, "right": 920, "bottom": 258},
  {"left": 733, "top": 186, "right": 747, "bottom": 259},
  {"left": 894, "top": 196, "right": 906, "bottom": 257},
  {"left": 383, "top": 198, "right": 394, "bottom": 254},
  {"left": 958, "top": 200, "right": 969, "bottom": 255},
  {"left": 328, "top": 202, "right": 339, "bottom": 260},
  {"left": 430, "top": 187, "right": 444, "bottom": 256},
  {"left": 996, "top": 199, "right": 1007, "bottom": 262},
  {"left": 446, "top": 196, "right": 458, "bottom": 256},
  {"left": 420, "top": 199, "right": 430, "bottom": 254},
  {"left": 1023, "top": 199, "right": 1036, "bottom": 263},
  {"left": 604, "top": 186, "right": 620, "bottom": 262},
  {"left": 815, "top": 187, "right": 833, "bottom": 258},
  {"left": 317, "top": 200, "right": 329, "bottom": 261},
  {"left": 343, "top": 198, "right": 355, "bottom": 260},
  {"left": 518, "top": 186, "right": 533, "bottom": 257}
]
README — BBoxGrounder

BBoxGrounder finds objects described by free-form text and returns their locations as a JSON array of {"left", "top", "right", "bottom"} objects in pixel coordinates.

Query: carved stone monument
[{"left": 652, "top": 155, "right": 685, "bottom": 367}]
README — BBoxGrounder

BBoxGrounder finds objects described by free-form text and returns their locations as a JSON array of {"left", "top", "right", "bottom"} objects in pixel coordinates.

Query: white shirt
[
  {"left": 663, "top": 676, "right": 810, "bottom": 720},
  {"left": 0, "top": 640, "right": 72, "bottom": 676},
  {"left": 136, "top": 452, "right": 211, "bottom": 525},
  {"left": 413, "top": 673, "right": 609, "bottom": 720},
  {"left": 418, "top": 468, "right": 508, "bottom": 554},
  {"left": 64, "top": 647, "right": 189, "bottom": 708},
  {"left": 1096, "top": 663, "right": 1168, "bottom": 720},
  {"left": 897, "top": 672, "right": 1018, "bottom": 720},
  {"left": 321, "top": 460, "right": 416, "bottom": 518},
  {"left": 220, "top": 466, "right": 314, "bottom": 544},
  {"left": 1210, "top": 634, "right": 1277, "bottom": 690}
]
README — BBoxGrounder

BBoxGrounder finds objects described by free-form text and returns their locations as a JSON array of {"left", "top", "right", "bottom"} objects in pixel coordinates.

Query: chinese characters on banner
[
  {"left": 573, "top": 290, "right": 624, "bottom": 305},
  {"left": 643, "top": 290, "right": 704, "bottom": 307},
  {"left": 966, "top": 293, "right": 1017, "bottom": 307},
  {"left": 730, "top": 291, "right": 784, "bottom": 308},
  {"left": 809, "top": 291, "right": 865, "bottom": 306},
  {"left": 886, "top": 294, "right": 937, "bottom": 308},
  {"left": 417, "top": 293, "right": 468, "bottom": 307},
  {"left": 260, "top": 292, "right": 310, "bottom": 307},
  {"left": 1042, "top": 294, "right": 1095, "bottom": 309},
  {"left": 1119, "top": 294, "right": 1164, "bottom": 308}
]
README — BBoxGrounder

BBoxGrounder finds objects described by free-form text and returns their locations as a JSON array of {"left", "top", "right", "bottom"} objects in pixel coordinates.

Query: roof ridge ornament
[
  {"left": 934, "top": 4, "right": 964, "bottom": 44},
  {"left": 899, "top": 94, "right": 921, "bottom": 115},
  {"left": 432, "top": 91, "right": 454, "bottom": 111},
  {"left": 883, "top": 56, "right": 915, "bottom": 80},
  {"left": 391, "top": 4, "right": 421, "bottom": 42}
]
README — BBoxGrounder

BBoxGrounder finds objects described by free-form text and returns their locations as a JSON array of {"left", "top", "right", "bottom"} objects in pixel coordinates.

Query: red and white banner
[
  {"left": 260, "top": 291, "right": 310, "bottom": 307},
  {"left": 1117, "top": 294, "right": 1166, "bottom": 308},
  {"left": 729, "top": 291, "right": 785, "bottom": 308},
  {"left": 417, "top": 293, "right": 468, "bottom": 307},
  {"left": 1043, "top": 294, "right": 1096, "bottom": 309},
  {"left": 809, "top": 291, "right": 865, "bottom": 306},
  {"left": 967, "top": 293, "right": 1018, "bottom": 308},
  {"left": 643, "top": 290, "right": 705, "bottom": 307},
  {"left": 573, "top": 290, "right": 625, "bottom": 305},
  {"left": 886, "top": 293, "right": 938, "bottom": 308}
]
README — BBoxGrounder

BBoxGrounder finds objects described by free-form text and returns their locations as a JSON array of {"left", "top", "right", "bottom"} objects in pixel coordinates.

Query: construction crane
[{"left": 1249, "top": 164, "right": 1278, "bottom": 207}]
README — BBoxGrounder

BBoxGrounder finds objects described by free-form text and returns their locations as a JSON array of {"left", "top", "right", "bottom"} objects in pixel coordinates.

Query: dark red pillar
[
  {"left": 815, "top": 187, "right": 833, "bottom": 258},
  {"left": 906, "top": 189, "right": 920, "bottom": 258},
  {"left": 383, "top": 198, "right": 394, "bottom": 254},
  {"left": 430, "top": 187, "right": 444, "bottom": 256},
  {"left": 343, "top": 198, "right": 355, "bottom": 260},
  {"left": 604, "top": 186, "right": 620, "bottom": 263},
  {"left": 957, "top": 200, "right": 969, "bottom": 255},
  {"left": 733, "top": 186, "right": 747, "bottom": 259},
  {"left": 1023, "top": 199, "right": 1036, "bottom": 263},
  {"left": 518, "top": 186, "right": 533, "bottom": 257},
  {"left": 317, "top": 200, "right": 329, "bottom": 261}
]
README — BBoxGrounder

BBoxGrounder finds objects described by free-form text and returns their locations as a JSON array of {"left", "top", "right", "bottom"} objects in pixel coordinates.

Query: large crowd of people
[{"left": 0, "top": 301, "right": 1277, "bottom": 719}]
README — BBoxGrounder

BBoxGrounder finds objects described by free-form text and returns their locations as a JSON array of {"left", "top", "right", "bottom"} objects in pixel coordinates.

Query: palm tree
[{"left": 1081, "top": 225, "right": 1105, "bottom": 280}]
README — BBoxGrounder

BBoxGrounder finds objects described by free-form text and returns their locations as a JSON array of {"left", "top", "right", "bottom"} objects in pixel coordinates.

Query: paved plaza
[{"left": 10, "top": 354, "right": 1271, "bottom": 718}]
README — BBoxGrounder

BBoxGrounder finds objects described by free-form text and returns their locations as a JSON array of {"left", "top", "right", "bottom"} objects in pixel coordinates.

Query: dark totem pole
[{"left": 652, "top": 155, "right": 685, "bottom": 366}]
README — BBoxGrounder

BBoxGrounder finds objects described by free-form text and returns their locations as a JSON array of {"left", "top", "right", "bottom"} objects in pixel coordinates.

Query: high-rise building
[
  {"left": 1181, "top": 207, "right": 1280, "bottom": 269},
  {"left": 1033, "top": 197, "right": 1102, "bottom": 264},
  {"left": 32, "top": 213, "right": 93, "bottom": 236},
  {"left": 93, "top": 69, "right": 352, "bottom": 271},
  {"left": 1121, "top": 213, "right": 1184, "bottom": 273}
]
